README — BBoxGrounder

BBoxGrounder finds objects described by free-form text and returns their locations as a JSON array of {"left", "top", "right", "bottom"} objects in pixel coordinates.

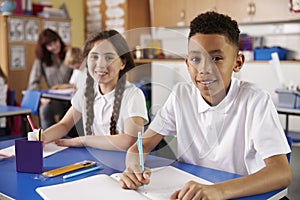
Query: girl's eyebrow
[
  {"left": 104, "top": 52, "right": 117, "bottom": 56},
  {"left": 90, "top": 51, "right": 116, "bottom": 56}
]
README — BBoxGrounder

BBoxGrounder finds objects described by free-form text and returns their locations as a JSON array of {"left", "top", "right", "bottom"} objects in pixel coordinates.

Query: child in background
[
  {"left": 51, "top": 47, "right": 86, "bottom": 92},
  {"left": 42, "top": 30, "right": 148, "bottom": 151},
  {"left": 120, "top": 11, "right": 291, "bottom": 199},
  {"left": 65, "top": 47, "right": 85, "bottom": 91},
  {"left": 0, "top": 67, "right": 7, "bottom": 128}
]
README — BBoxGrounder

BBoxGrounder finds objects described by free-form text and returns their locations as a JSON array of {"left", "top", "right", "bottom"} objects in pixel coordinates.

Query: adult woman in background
[{"left": 27, "top": 28, "right": 73, "bottom": 129}]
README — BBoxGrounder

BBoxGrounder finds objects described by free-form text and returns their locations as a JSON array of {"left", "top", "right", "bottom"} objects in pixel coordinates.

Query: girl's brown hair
[{"left": 82, "top": 30, "right": 135, "bottom": 135}]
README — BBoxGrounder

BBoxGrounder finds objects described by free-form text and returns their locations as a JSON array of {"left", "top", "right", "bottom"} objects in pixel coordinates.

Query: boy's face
[{"left": 186, "top": 33, "right": 244, "bottom": 105}]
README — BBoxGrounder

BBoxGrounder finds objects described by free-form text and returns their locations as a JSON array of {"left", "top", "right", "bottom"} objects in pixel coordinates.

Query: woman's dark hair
[
  {"left": 83, "top": 30, "right": 135, "bottom": 135},
  {"left": 35, "top": 28, "right": 66, "bottom": 66},
  {"left": 189, "top": 11, "right": 240, "bottom": 51}
]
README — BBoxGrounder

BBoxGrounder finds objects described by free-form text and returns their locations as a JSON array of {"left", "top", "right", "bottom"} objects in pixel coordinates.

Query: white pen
[{"left": 63, "top": 165, "right": 102, "bottom": 179}]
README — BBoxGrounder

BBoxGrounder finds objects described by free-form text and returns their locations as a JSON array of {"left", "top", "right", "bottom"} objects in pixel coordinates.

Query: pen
[
  {"left": 63, "top": 165, "right": 102, "bottom": 179},
  {"left": 137, "top": 132, "right": 144, "bottom": 173},
  {"left": 137, "top": 132, "right": 145, "bottom": 188}
]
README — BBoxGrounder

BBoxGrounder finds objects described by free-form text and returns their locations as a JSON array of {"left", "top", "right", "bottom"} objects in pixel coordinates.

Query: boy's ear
[{"left": 233, "top": 53, "right": 245, "bottom": 72}]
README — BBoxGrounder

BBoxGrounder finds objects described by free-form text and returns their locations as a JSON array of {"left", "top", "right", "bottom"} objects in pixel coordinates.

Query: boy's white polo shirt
[
  {"left": 72, "top": 81, "right": 148, "bottom": 136},
  {"left": 149, "top": 78, "right": 290, "bottom": 175}
]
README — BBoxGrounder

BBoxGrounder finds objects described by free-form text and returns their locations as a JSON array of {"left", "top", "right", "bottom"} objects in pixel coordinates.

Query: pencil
[
  {"left": 62, "top": 166, "right": 102, "bottom": 179},
  {"left": 26, "top": 115, "right": 35, "bottom": 131}
]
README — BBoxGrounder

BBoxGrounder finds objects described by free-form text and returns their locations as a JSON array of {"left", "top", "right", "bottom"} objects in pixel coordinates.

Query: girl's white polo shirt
[{"left": 72, "top": 81, "right": 148, "bottom": 136}]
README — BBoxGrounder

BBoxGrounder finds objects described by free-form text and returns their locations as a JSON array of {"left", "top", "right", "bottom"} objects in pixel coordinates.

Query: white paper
[
  {"left": 47, "top": 88, "right": 74, "bottom": 95},
  {"left": 0, "top": 142, "right": 67, "bottom": 159},
  {"left": 112, "top": 166, "right": 212, "bottom": 200},
  {"left": 36, "top": 174, "right": 145, "bottom": 200},
  {"left": 0, "top": 192, "right": 15, "bottom": 200},
  {"left": 36, "top": 166, "right": 212, "bottom": 200}
]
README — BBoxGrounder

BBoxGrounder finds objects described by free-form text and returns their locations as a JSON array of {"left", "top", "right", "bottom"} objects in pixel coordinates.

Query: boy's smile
[{"left": 186, "top": 33, "right": 244, "bottom": 106}]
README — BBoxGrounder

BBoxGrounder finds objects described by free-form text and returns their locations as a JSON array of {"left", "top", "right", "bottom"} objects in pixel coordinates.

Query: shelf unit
[{"left": 0, "top": 15, "right": 71, "bottom": 103}]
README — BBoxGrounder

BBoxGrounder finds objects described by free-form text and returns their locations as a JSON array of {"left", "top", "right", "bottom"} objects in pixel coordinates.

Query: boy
[{"left": 120, "top": 11, "right": 292, "bottom": 199}]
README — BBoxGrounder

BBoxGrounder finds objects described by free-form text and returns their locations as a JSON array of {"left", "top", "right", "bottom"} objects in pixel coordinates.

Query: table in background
[
  {"left": 41, "top": 90, "right": 73, "bottom": 101},
  {"left": 0, "top": 105, "right": 32, "bottom": 137},
  {"left": 0, "top": 105, "right": 31, "bottom": 118},
  {"left": 0, "top": 139, "right": 287, "bottom": 200},
  {"left": 277, "top": 107, "right": 300, "bottom": 140}
]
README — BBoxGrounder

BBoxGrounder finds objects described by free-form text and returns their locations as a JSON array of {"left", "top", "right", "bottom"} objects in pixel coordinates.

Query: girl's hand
[
  {"left": 169, "top": 181, "right": 224, "bottom": 200},
  {"left": 55, "top": 137, "right": 84, "bottom": 147},
  {"left": 40, "top": 97, "right": 51, "bottom": 105},
  {"left": 120, "top": 166, "right": 151, "bottom": 189}
]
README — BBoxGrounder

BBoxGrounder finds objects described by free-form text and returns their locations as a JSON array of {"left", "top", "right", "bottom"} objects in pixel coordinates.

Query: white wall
[{"left": 236, "top": 62, "right": 300, "bottom": 132}]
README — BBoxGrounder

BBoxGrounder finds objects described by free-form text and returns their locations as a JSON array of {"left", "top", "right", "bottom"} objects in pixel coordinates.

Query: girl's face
[
  {"left": 45, "top": 39, "right": 61, "bottom": 55},
  {"left": 87, "top": 39, "right": 125, "bottom": 92}
]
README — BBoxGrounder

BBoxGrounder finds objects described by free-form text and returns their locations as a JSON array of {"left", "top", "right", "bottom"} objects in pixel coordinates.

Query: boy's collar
[{"left": 197, "top": 78, "right": 238, "bottom": 114}]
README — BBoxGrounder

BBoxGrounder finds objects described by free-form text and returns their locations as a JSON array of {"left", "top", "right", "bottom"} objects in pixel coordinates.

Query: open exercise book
[{"left": 36, "top": 166, "right": 212, "bottom": 200}]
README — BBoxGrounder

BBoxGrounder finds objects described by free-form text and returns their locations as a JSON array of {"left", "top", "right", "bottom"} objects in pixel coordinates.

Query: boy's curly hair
[{"left": 189, "top": 11, "right": 240, "bottom": 51}]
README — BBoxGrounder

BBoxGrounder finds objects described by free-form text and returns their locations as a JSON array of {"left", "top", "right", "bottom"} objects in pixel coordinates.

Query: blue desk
[
  {"left": 0, "top": 139, "right": 286, "bottom": 200},
  {"left": 0, "top": 105, "right": 31, "bottom": 118},
  {"left": 41, "top": 90, "right": 73, "bottom": 101}
]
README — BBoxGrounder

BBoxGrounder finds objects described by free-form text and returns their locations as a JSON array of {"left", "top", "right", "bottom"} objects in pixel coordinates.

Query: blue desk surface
[
  {"left": 0, "top": 139, "right": 285, "bottom": 200},
  {"left": 0, "top": 105, "right": 31, "bottom": 117},
  {"left": 41, "top": 90, "right": 73, "bottom": 101}
]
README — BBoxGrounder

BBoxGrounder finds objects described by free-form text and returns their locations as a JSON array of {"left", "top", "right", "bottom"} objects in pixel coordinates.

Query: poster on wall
[
  {"left": 58, "top": 22, "right": 71, "bottom": 44},
  {"left": 25, "top": 20, "right": 39, "bottom": 42},
  {"left": 8, "top": 18, "right": 25, "bottom": 42},
  {"left": 10, "top": 45, "right": 26, "bottom": 70},
  {"left": 43, "top": 21, "right": 58, "bottom": 32}
]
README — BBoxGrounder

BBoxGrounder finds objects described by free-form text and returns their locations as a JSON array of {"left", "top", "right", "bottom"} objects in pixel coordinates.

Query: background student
[
  {"left": 27, "top": 28, "right": 73, "bottom": 129},
  {"left": 0, "top": 67, "right": 7, "bottom": 129},
  {"left": 120, "top": 11, "right": 292, "bottom": 199},
  {"left": 42, "top": 30, "right": 148, "bottom": 151},
  {"left": 51, "top": 46, "right": 86, "bottom": 93}
]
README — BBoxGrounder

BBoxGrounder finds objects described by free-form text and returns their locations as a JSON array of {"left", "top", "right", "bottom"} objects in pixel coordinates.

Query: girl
[{"left": 42, "top": 30, "right": 148, "bottom": 151}]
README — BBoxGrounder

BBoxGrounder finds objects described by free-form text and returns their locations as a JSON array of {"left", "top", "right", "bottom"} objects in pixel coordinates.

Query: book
[{"left": 36, "top": 166, "right": 212, "bottom": 200}]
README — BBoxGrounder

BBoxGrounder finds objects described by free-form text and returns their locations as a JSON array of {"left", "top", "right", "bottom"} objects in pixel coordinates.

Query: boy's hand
[
  {"left": 120, "top": 166, "right": 151, "bottom": 189},
  {"left": 169, "top": 181, "right": 224, "bottom": 200}
]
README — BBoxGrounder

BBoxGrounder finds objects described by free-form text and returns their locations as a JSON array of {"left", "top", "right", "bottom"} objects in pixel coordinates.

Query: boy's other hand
[{"left": 169, "top": 181, "right": 224, "bottom": 200}]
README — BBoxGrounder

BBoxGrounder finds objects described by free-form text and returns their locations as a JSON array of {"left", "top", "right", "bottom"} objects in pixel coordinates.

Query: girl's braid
[
  {"left": 109, "top": 74, "right": 126, "bottom": 135},
  {"left": 84, "top": 69, "right": 95, "bottom": 135}
]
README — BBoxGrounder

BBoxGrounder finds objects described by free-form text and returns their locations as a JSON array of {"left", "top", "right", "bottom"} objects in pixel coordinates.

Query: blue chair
[{"left": 21, "top": 90, "right": 41, "bottom": 116}]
